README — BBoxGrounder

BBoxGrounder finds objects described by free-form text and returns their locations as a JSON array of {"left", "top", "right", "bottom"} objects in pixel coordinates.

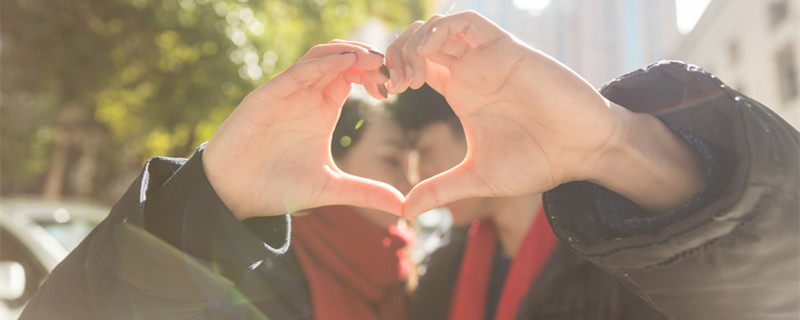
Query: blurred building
[
  {"left": 437, "top": 0, "right": 679, "bottom": 87},
  {"left": 669, "top": 0, "right": 799, "bottom": 129}
]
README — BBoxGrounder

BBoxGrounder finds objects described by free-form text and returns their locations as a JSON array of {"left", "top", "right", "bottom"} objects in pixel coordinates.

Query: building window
[
  {"left": 776, "top": 45, "right": 798, "bottom": 102},
  {"left": 769, "top": 0, "right": 788, "bottom": 28},
  {"left": 728, "top": 40, "right": 739, "bottom": 65}
]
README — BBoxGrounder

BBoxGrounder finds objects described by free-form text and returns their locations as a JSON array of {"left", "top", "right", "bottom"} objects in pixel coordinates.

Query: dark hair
[
  {"left": 392, "top": 83, "right": 463, "bottom": 137},
  {"left": 331, "top": 98, "right": 395, "bottom": 159}
]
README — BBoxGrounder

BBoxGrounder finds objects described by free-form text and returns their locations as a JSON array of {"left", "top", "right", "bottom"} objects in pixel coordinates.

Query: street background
[{"left": 1, "top": 0, "right": 797, "bottom": 207}]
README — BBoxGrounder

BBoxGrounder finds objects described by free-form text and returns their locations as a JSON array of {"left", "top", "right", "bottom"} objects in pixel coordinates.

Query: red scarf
[
  {"left": 292, "top": 206, "right": 413, "bottom": 320},
  {"left": 448, "top": 207, "right": 558, "bottom": 320}
]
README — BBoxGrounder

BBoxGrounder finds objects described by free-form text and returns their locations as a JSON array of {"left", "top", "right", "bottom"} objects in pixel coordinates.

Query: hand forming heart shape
[
  {"left": 202, "top": 13, "right": 619, "bottom": 221},
  {"left": 387, "top": 12, "right": 623, "bottom": 218},
  {"left": 203, "top": 41, "right": 407, "bottom": 220},
  {"left": 204, "top": 11, "right": 704, "bottom": 222}
]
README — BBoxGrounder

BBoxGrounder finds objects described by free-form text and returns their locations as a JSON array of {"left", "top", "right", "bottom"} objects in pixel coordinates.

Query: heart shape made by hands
[
  {"left": 377, "top": 12, "right": 625, "bottom": 219},
  {"left": 204, "top": 14, "right": 620, "bottom": 221}
]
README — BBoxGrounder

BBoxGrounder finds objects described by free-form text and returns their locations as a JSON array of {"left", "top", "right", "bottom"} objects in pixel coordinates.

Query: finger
[
  {"left": 425, "top": 52, "right": 457, "bottom": 72},
  {"left": 301, "top": 42, "right": 378, "bottom": 62},
  {"left": 363, "top": 81, "right": 389, "bottom": 101},
  {"left": 406, "top": 31, "right": 474, "bottom": 91},
  {"left": 420, "top": 58, "right": 454, "bottom": 93},
  {"left": 329, "top": 39, "right": 385, "bottom": 56},
  {"left": 402, "top": 163, "right": 487, "bottom": 219},
  {"left": 301, "top": 43, "right": 388, "bottom": 83},
  {"left": 359, "top": 65, "right": 390, "bottom": 85},
  {"left": 402, "top": 14, "right": 445, "bottom": 90},
  {"left": 325, "top": 40, "right": 391, "bottom": 83},
  {"left": 256, "top": 52, "right": 357, "bottom": 100},
  {"left": 438, "top": 36, "right": 471, "bottom": 58},
  {"left": 322, "top": 169, "right": 406, "bottom": 216},
  {"left": 385, "top": 20, "right": 425, "bottom": 94},
  {"left": 341, "top": 68, "right": 388, "bottom": 100},
  {"left": 321, "top": 77, "right": 354, "bottom": 110},
  {"left": 416, "top": 11, "right": 508, "bottom": 56}
]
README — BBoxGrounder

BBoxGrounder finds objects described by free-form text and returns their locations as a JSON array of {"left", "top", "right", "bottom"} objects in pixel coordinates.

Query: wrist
[
  {"left": 587, "top": 103, "right": 706, "bottom": 213},
  {"left": 201, "top": 148, "right": 255, "bottom": 221}
]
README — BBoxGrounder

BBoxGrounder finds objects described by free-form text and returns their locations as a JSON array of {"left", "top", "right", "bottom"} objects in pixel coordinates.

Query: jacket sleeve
[
  {"left": 542, "top": 61, "right": 799, "bottom": 320},
  {"left": 20, "top": 145, "right": 285, "bottom": 320}
]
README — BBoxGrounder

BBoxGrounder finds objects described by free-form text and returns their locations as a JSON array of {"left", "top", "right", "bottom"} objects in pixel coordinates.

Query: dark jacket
[
  {"left": 411, "top": 61, "right": 800, "bottom": 320},
  {"left": 411, "top": 234, "right": 669, "bottom": 320},
  {"left": 20, "top": 151, "right": 316, "bottom": 319},
  {"left": 21, "top": 61, "right": 799, "bottom": 319}
]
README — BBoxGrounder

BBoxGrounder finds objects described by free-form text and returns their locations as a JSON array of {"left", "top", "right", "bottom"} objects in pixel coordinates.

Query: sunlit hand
[
  {"left": 387, "top": 12, "right": 704, "bottom": 218},
  {"left": 203, "top": 41, "right": 404, "bottom": 220}
]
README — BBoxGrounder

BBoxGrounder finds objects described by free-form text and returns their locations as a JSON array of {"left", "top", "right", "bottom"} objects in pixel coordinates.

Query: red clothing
[
  {"left": 448, "top": 207, "right": 558, "bottom": 320},
  {"left": 292, "top": 206, "right": 413, "bottom": 320}
]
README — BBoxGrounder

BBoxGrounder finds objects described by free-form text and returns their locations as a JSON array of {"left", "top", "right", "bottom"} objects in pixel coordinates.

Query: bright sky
[
  {"left": 512, "top": 0, "right": 551, "bottom": 15},
  {"left": 675, "top": 0, "right": 711, "bottom": 33},
  {"left": 512, "top": 0, "right": 712, "bottom": 34}
]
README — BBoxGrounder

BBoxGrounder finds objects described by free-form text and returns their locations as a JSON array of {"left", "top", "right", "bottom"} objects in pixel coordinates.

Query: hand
[
  {"left": 203, "top": 41, "right": 404, "bottom": 220},
  {"left": 387, "top": 12, "right": 704, "bottom": 218}
]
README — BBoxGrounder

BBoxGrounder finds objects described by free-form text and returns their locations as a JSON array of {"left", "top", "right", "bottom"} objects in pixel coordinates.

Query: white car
[{"left": 0, "top": 198, "right": 108, "bottom": 319}]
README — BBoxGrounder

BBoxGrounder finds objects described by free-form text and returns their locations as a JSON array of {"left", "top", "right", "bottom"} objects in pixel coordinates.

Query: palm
[{"left": 467, "top": 57, "right": 617, "bottom": 186}]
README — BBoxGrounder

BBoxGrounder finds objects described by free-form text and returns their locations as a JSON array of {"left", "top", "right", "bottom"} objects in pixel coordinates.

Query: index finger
[
  {"left": 301, "top": 42, "right": 389, "bottom": 84},
  {"left": 416, "top": 11, "right": 508, "bottom": 56},
  {"left": 253, "top": 52, "right": 357, "bottom": 101},
  {"left": 403, "top": 14, "right": 445, "bottom": 90},
  {"left": 385, "top": 20, "right": 425, "bottom": 94}
]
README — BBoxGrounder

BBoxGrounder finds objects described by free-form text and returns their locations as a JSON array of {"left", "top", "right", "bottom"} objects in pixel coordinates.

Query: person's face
[
  {"left": 336, "top": 117, "right": 412, "bottom": 227},
  {"left": 414, "top": 122, "right": 491, "bottom": 226}
]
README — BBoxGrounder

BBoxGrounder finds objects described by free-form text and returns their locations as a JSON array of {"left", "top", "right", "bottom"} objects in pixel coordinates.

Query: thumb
[
  {"left": 403, "top": 163, "right": 486, "bottom": 219},
  {"left": 320, "top": 170, "right": 406, "bottom": 217}
]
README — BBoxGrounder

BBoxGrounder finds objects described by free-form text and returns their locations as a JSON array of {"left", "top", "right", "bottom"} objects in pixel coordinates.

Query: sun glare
[
  {"left": 512, "top": 0, "right": 551, "bottom": 15},
  {"left": 675, "top": 0, "right": 711, "bottom": 33}
]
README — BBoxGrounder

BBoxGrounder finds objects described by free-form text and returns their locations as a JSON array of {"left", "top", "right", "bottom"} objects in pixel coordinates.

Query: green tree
[{"left": 1, "top": 0, "right": 429, "bottom": 202}]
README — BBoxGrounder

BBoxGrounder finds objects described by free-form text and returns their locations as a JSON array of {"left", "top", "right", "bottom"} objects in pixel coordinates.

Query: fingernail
[
  {"left": 405, "top": 66, "right": 414, "bottom": 85},
  {"left": 369, "top": 49, "right": 385, "bottom": 57},
  {"left": 378, "top": 84, "right": 388, "bottom": 99},
  {"left": 389, "top": 69, "right": 401, "bottom": 92},
  {"left": 339, "top": 50, "right": 356, "bottom": 55},
  {"left": 379, "top": 65, "right": 390, "bottom": 79}
]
